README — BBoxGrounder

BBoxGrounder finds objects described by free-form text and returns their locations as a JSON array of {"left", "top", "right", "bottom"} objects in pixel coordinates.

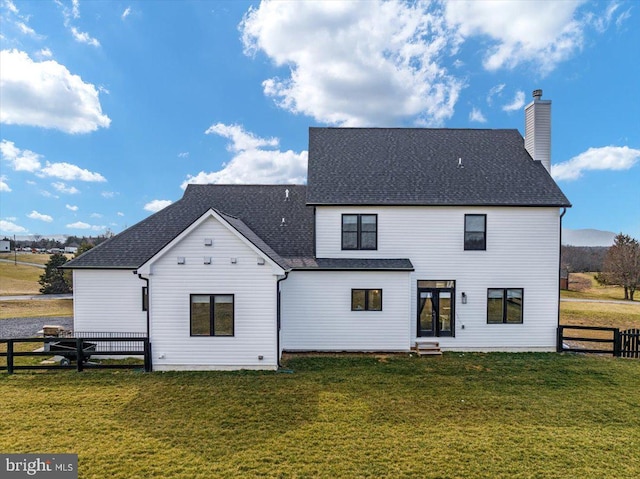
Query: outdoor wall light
[
  {"left": 204, "top": 257, "right": 212, "bottom": 265},
  {"left": 177, "top": 257, "right": 185, "bottom": 265},
  {"left": 461, "top": 292, "right": 467, "bottom": 304},
  {"left": 230, "top": 258, "right": 237, "bottom": 264},
  {"left": 204, "top": 238, "right": 213, "bottom": 246},
  {"left": 257, "top": 258, "right": 265, "bottom": 265}
]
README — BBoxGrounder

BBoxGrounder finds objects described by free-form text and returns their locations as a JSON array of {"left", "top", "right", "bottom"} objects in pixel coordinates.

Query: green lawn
[{"left": 1, "top": 353, "right": 639, "bottom": 478}]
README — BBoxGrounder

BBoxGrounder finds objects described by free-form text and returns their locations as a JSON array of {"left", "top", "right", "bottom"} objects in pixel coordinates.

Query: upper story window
[
  {"left": 464, "top": 214, "right": 486, "bottom": 250},
  {"left": 342, "top": 214, "right": 377, "bottom": 250}
]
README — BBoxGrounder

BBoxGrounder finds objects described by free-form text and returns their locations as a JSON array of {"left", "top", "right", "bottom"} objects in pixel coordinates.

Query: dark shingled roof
[
  {"left": 307, "top": 128, "right": 571, "bottom": 207},
  {"left": 65, "top": 185, "right": 314, "bottom": 269},
  {"left": 285, "top": 258, "right": 414, "bottom": 271}
]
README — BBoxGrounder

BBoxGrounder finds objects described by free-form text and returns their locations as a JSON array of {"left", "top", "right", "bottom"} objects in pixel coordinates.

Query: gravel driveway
[{"left": 0, "top": 317, "right": 73, "bottom": 339}]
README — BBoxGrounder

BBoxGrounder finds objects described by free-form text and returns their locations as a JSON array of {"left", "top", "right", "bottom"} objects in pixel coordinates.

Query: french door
[{"left": 418, "top": 281, "right": 455, "bottom": 337}]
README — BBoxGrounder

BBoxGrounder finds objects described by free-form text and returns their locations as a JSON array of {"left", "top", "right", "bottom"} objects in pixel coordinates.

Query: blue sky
[{"left": 1, "top": 0, "right": 639, "bottom": 240}]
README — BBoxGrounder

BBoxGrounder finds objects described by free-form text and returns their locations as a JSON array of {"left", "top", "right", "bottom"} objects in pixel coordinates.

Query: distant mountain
[{"left": 562, "top": 228, "right": 616, "bottom": 247}]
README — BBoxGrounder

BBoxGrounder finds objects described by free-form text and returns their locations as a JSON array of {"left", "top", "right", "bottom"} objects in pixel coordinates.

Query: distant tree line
[
  {"left": 561, "top": 246, "right": 607, "bottom": 274},
  {"left": 1, "top": 232, "right": 113, "bottom": 251}
]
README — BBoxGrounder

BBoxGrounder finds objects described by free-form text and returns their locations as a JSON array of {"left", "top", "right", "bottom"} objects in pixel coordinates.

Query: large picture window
[
  {"left": 342, "top": 214, "right": 377, "bottom": 250},
  {"left": 351, "top": 289, "right": 382, "bottom": 311},
  {"left": 464, "top": 214, "right": 486, "bottom": 250},
  {"left": 487, "top": 288, "right": 523, "bottom": 324},
  {"left": 190, "top": 294, "right": 234, "bottom": 336}
]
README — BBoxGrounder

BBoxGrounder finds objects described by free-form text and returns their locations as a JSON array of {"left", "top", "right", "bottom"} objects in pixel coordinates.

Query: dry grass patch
[
  {"left": 0, "top": 262, "right": 42, "bottom": 295},
  {"left": 562, "top": 272, "right": 637, "bottom": 302},
  {"left": 0, "top": 299, "right": 73, "bottom": 320},
  {"left": 560, "top": 301, "right": 640, "bottom": 330},
  {"left": 0, "top": 354, "right": 638, "bottom": 478}
]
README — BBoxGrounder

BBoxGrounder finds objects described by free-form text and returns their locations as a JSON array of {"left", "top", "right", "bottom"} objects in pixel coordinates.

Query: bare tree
[{"left": 597, "top": 233, "right": 640, "bottom": 300}]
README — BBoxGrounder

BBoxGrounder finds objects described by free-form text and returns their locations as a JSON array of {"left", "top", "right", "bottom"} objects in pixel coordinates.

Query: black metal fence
[
  {"left": 557, "top": 325, "right": 640, "bottom": 358},
  {"left": 0, "top": 334, "right": 151, "bottom": 374}
]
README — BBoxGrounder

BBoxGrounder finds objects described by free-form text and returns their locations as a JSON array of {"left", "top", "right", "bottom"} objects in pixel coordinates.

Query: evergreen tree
[{"left": 39, "top": 253, "right": 72, "bottom": 294}]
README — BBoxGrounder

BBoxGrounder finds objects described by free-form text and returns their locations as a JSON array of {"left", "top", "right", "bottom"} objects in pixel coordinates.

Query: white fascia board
[{"left": 137, "top": 208, "right": 285, "bottom": 276}]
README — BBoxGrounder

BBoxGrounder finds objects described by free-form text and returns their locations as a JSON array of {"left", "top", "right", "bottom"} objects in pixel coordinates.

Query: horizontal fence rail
[
  {"left": 0, "top": 335, "right": 151, "bottom": 374},
  {"left": 558, "top": 325, "right": 639, "bottom": 358}
]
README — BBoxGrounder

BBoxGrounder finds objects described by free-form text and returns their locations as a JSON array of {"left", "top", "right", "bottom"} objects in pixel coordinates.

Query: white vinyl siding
[
  {"left": 281, "top": 270, "right": 411, "bottom": 351},
  {"left": 314, "top": 205, "right": 561, "bottom": 351},
  {"left": 148, "top": 216, "right": 279, "bottom": 370},
  {"left": 72, "top": 269, "right": 146, "bottom": 333}
]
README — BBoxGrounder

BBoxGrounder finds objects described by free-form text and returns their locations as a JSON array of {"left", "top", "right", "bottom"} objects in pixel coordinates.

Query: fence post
[
  {"left": 614, "top": 328, "right": 621, "bottom": 357},
  {"left": 144, "top": 340, "right": 152, "bottom": 372},
  {"left": 556, "top": 326, "right": 564, "bottom": 353},
  {"left": 7, "top": 340, "right": 14, "bottom": 375},
  {"left": 76, "top": 337, "right": 84, "bottom": 372}
]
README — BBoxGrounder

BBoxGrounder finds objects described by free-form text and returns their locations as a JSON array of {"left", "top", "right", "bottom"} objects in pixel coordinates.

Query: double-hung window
[
  {"left": 342, "top": 214, "right": 377, "bottom": 250},
  {"left": 464, "top": 214, "right": 486, "bottom": 250},
  {"left": 190, "top": 294, "right": 234, "bottom": 336},
  {"left": 351, "top": 289, "right": 382, "bottom": 311},
  {"left": 487, "top": 288, "right": 523, "bottom": 324}
]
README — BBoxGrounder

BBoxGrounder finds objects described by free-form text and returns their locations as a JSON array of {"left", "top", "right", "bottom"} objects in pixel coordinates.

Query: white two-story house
[{"left": 64, "top": 90, "right": 570, "bottom": 370}]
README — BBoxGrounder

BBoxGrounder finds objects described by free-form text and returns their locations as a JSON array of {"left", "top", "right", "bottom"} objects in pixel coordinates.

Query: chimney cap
[{"left": 532, "top": 89, "right": 543, "bottom": 100}]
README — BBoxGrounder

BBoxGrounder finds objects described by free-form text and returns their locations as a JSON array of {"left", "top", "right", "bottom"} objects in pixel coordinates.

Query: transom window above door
[{"left": 342, "top": 214, "right": 377, "bottom": 250}]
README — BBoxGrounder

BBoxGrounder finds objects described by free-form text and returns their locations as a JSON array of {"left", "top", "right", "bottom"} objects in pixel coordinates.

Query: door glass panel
[
  {"left": 419, "top": 291, "right": 434, "bottom": 335},
  {"left": 439, "top": 292, "right": 451, "bottom": 332}
]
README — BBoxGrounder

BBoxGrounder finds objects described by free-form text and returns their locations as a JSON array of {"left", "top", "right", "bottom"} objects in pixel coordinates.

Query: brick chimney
[{"left": 524, "top": 89, "right": 551, "bottom": 172}]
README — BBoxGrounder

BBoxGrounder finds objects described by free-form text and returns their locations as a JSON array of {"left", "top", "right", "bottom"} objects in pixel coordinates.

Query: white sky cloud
[
  {"left": 552, "top": 146, "right": 640, "bottom": 181},
  {"left": 445, "top": 0, "right": 587, "bottom": 75},
  {"left": 66, "top": 220, "right": 105, "bottom": 231},
  {"left": 240, "top": 0, "right": 462, "bottom": 127},
  {"left": 205, "top": 123, "right": 279, "bottom": 152},
  {"left": 0, "top": 219, "right": 27, "bottom": 233},
  {"left": 143, "top": 199, "right": 173, "bottom": 213},
  {"left": 502, "top": 91, "right": 525, "bottom": 112},
  {"left": 0, "top": 175, "right": 11, "bottom": 192},
  {"left": 5, "top": 1, "right": 19, "bottom": 14},
  {"left": 67, "top": 221, "right": 90, "bottom": 229},
  {"left": 178, "top": 152, "right": 189, "bottom": 159},
  {"left": 90, "top": 213, "right": 102, "bottom": 218},
  {"left": 27, "top": 210, "right": 53, "bottom": 222},
  {"left": 52, "top": 182, "right": 79, "bottom": 194},
  {"left": 65, "top": 204, "right": 78, "bottom": 211},
  {"left": 70, "top": 26, "right": 100, "bottom": 47},
  {"left": 122, "top": 7, "right": 131, "bottom": 20},
  {"left": 0, "top": 139, "right": 42, "bottom": 172},
  {"left": 16, "top": 21, "right": 40, "bottom": 37},
  {"left": 101, "top": 191, "right": 117, "bottom": 198},
  {"left": 469, "top": 107, "right": 487, "bottom": 123},
  {"left": 487, "top": 83, "right": 505, "bottom": 106},
  {"left": 0, "top": 49, "right": 111, "bottom": 133},
  {"left": 1, "top": 140, "right": 106, "bottom": 184},
  {"left": 182, "top": 123, "right": 307, "bottom": 188},
  {"left": 37, "top": 48, "right": 53, "bottom": 58},
  {"left": 117, "top": 212, "right": 124, "bottom": 217},
  {"left": 39, "top": 162, "right": 106, "bottom": 182}
]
